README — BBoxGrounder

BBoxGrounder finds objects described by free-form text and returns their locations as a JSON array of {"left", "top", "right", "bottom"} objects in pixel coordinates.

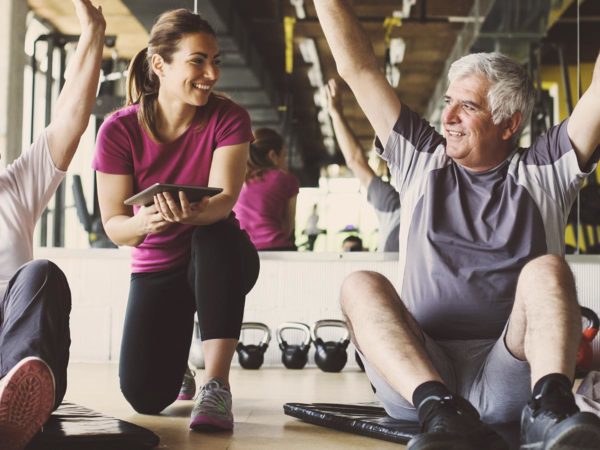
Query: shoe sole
[
  {"left": 408, "top": 429, "right": 509, "bottom": 450},
  {"left": 543, "top": 412, "right": 600, "bottom": 450},
  {"left": 407, "top": 432, "right": 477, "bottom": 450},
  {"left": 0, "top": 357, "right": 55, "bottom": 450},
  {"left": 190, "top": 415, "right": 233, "bottom": 432},
  {"left": 177, "top": 393, "right": 195, "bottom": 401}
]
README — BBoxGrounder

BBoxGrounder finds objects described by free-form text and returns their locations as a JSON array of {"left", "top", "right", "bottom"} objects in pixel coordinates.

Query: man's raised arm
[
  {"left": 46, "top": 0, "right": 106, "bottom": 171},
  {"left": 567, "top": 51, "right": 600, "bottom": 169},
  {"left": 326, "top": 79, "right": 375, "bottom": 189},
  {"left": 314, "top": 0, "right": 401, "bottom": 146}
]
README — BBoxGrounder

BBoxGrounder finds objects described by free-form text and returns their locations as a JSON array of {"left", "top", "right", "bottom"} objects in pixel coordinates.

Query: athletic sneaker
[
  {"left": 407, "top": 394, "right": 509, "bottom": 450},
  {"left": 189, "top": 378, "right": 233, "bottom": 431},
  {"left": 177, "top": 366, "right": 197, "bottom": 400},
  {"left": 0, "top": 357, "right": 55, "bottom": 450},
  {"left": 520, "top": 380, "right": 600, "bottom": 449}
]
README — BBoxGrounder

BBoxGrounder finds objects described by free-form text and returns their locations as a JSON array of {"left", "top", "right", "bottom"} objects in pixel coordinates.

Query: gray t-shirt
[
  {"left": 377, "top": 106, "right": 598, "bottom": 340},
  {"left": 367, "top": 176, "right": 400, "bottom": 252}
]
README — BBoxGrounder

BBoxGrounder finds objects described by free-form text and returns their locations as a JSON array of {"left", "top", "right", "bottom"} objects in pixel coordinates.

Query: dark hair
[
  {"left": 126, "top": 9, "right": 217, "bottom": 142},
  {"left": 342, "top": 235, "right": 364, "bottom": 252},
  {"left": 246, "top": 128, "right": 285, "bottom": 181}
]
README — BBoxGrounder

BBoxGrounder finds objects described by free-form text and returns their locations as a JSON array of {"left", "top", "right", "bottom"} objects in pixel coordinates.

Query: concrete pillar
[{"left": 0, "top": 0, "right": 28, "bottom": 167}]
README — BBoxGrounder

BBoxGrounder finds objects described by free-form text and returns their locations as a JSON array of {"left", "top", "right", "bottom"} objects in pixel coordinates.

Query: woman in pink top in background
[
  {"left": 234, "top": 128, "right": 299, "bottom": 251},
  {"left": 93, "top": 9, "right": 259, "bottom": 433}
]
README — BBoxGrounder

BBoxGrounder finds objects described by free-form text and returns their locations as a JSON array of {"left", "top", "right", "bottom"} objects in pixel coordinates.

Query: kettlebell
[
  {"left": 276, "top": 322, "right": 312, "bottom": 369},
  {"left": 236, "top": 322, "right": 271, "bottom": 369},
  {"left": 576, "top": 306, "right": 599, "bottom": 378},
  {"left": 311, "top": 319, "right": 350, "bottom": 373}
]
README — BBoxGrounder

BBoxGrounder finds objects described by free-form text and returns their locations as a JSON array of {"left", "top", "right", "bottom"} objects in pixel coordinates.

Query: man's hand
[{"left": 326, "top": 79, "right": 343, "bottom": 116}]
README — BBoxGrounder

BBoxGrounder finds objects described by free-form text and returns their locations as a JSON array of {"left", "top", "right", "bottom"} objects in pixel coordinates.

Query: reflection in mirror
[{"left": 19, "top": 1, "right": 598, "bottom": 254}]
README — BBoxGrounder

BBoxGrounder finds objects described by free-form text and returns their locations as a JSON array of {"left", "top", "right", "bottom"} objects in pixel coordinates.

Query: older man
[
  {"left": 0, "top": 2, "right": 105, "bottom": 449},
  {"left": 315, "top": 1, "right": 600, "bottom": 449}
]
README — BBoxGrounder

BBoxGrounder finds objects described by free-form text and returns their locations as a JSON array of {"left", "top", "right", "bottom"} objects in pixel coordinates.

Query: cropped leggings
[{"left": 119, "top": 221, "right": 259, "bottom": 414}]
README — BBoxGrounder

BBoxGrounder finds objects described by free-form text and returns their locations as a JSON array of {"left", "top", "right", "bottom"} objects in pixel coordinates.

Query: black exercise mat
[
  {"left": 284, "top": 402, "right": 521, "bottom": 449},
  {"left": 284, "top": 402, "right": 419, "bottom": 444},
  {"left": 27, "top": 402, "right": 160, "bottom": 450}
]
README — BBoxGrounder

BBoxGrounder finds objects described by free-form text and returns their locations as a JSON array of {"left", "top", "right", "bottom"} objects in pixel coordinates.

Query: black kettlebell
[
  {"left": 276, "top": 322, "right": 312, "bottom": 369},
  {"left": 236, "top": 322, "right": 271, "bottom": 369},
  {"left": 311, "top": 319, "right": 350, "bottom": 373}
]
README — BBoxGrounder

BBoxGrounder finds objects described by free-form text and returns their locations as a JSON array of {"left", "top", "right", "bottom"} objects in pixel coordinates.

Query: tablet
[{"left": 124, "top": 183, "right": 223, "bottom": 206}]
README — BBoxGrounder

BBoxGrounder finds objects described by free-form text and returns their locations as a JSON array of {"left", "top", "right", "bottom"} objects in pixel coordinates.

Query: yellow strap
[
  {"left": 284, "top": 16, "right": 297, "bottom": 74},
  {"left": 383, "top": 16, "right": 402, "bottom": 47}
]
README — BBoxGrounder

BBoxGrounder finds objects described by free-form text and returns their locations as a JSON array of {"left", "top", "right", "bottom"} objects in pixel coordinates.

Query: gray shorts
[{"left": 359, "top": 327, "right": 531, "bottom": 424}]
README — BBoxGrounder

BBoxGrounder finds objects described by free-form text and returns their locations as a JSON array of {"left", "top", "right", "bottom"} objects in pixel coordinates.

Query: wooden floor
[{"left": 65, "top": 363, "right": 405, "bottom": 450}]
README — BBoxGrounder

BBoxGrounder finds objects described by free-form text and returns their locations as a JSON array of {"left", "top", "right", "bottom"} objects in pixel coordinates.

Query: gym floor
[{"left": 65, "top": 363, "right": 404, "bottom": 450}]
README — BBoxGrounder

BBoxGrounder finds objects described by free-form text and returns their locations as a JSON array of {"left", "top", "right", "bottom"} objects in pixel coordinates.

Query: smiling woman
[{"left": 91, "top": 8, "right": 259, "bottom": 435}]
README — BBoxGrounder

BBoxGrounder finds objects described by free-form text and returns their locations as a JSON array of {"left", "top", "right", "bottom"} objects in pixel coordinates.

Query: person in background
[
  {"left": 342, "top": 235, "right": 365, "bottom": 252},
  {"left": 234, "top": 128, "right": 299, "bottom": 251},
  {"left": 93, "top": 9, "right": 259, "bottom": 433},
  {"left": 326, "top": 78, "right": 400, "bottom": 252},
  {"left": 316, "top": 0, "right": 600, "bottom": 448},
  {"left": 302, "top": 203, "right": 325, "bottom": 251},
  {"left": 0, "top": 2, "right": 105, "bottom": 449}
]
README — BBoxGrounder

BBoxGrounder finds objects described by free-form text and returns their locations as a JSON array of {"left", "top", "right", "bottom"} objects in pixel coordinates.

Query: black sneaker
[
  {"left": 520, "top": 386, "right": 600, "bottom": 449},
  {"left": 407, "top": 394, "right": 509, "bottom": 450}
]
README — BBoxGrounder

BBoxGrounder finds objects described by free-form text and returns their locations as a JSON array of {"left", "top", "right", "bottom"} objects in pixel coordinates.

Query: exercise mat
[
  {"left": 27, "top": 402, "right": 159, "bottom": 450},
  {"left": 284, "top": 402, "right": 520, "bottom": 448},
  {"left": 284, "top": 402, "right": 418, "bottom": 444}
]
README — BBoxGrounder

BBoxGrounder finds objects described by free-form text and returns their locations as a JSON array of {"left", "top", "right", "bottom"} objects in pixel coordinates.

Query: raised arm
[
  {"left": 46, "top": 0, "right": 105, "bottom": 170},
  {"left": 326, "top": 79, "right": 375, "bottom": 189},
  {"left": 567, "top": 51, "right": 600, "bottom": 168},
  {"left": 314, "top": 0, "right": 401, "bottom": 145}
]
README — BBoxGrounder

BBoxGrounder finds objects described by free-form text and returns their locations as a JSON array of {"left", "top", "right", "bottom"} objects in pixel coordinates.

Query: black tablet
[{"left": 124, "top": 183, "right": 223, "bottom": 206}]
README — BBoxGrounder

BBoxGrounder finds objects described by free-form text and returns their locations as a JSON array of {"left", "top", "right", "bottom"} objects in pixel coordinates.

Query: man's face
[{"left": 442, "top": 74, "right": 511, "bottom": 172}]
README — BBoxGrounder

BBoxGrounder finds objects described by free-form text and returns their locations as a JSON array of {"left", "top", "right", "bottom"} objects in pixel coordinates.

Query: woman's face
[{"left": 154, "top": 32, "right": 220, "bottom": 107}]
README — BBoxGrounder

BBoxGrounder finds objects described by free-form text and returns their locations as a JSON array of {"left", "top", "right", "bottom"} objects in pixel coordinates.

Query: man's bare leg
[
  {"left": 340, "top": 270, "right": 441, "bottom": 401},
  {"left": 506, "top": 254, "right": 580, "bottom": 384},
  {"left": 340, "top": 271, "right": 508, "bottom": 450},
  {"left": 506, "top": 254, "right": 600, "bottom": 449}
]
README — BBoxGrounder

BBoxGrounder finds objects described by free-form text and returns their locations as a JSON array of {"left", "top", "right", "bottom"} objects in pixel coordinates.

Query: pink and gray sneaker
[
  {"left": 0, "top": 357, "right": 55, "bottom": 450},
  {"left": 177, "top": 366, "right": 197, "bottom": 401},
  {"left": 190, "top": 378, "right": 233, "bottom": 431}
]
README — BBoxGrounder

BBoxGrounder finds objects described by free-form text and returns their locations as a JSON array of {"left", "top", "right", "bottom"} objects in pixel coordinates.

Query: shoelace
[
  {"left": 184, "top": 368, "right": 196, "bottom": 383},
  {"left": 196, "top": 381, "right": 229, "bottom": 414}
]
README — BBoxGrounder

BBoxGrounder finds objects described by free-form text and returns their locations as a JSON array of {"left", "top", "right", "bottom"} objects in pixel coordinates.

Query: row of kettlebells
[{"left": 235, "top": 319, "right": 352, "bottom": 372}]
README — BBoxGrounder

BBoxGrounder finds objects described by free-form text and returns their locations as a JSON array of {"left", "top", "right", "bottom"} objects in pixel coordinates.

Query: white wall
[{"left": 34, "top": 248, "right": 600, "bottom": 371}]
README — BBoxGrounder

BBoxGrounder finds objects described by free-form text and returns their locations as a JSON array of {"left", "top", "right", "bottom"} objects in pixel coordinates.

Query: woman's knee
[
  {"left": 191, "top": 220, "right": 238, "bottom": 247},
  {"left": 120, "top": 383, "right": 173, "bottom": 414}
]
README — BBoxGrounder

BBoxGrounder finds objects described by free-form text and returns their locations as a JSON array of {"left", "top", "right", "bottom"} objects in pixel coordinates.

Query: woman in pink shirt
[
  {"left": 234, "top": 128, "right": 299, "bottom": 250},
  {"left": 93, "top": 9, "right": 258, "bottom": 432}
]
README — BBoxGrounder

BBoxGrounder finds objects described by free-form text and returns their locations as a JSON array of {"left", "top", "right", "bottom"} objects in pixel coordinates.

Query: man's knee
[
  {"left": 340, "top": 270, "right": 394, "bottom": 313},
  {"left": 519, "top": 255, "right": 576, "bottom": 299},
  {"left": 16, "top": 259, "right": 71, "bottom": 307}
]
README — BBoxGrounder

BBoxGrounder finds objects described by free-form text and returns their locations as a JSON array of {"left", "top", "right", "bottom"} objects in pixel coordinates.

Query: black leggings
[{"left": 119, "top": 221, "right": 259, "bottom": 414}]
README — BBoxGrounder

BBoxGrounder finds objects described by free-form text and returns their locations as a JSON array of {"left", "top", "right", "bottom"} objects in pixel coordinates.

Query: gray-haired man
[{"left": 315, "top": 1, "right": 600, "bottom": 449}]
